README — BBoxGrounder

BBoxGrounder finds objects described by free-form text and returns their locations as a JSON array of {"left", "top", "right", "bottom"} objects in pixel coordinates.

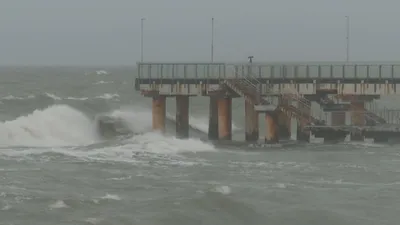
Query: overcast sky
[{"left": 0, "top": 0, "right": 399, "bottom": 65}]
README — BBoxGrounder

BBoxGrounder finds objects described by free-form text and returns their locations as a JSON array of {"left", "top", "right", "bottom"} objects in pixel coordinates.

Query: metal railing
[
  {"left": 345, "top": 97, "right": 385, "bottom": 125},
  {"left": 280, "top": 86, "right": 327, "bottom": 124},
  {"left": 137, "top": 62, "right": 400, "bottom": 80},
  {"left": 227, "top": 66, "right": 325, "bottom": 124},
  {"left": 365, "top": 102, "right": 400, "bottom": 124},
  {"left": 226, "top": 65, "right": 276, "bottom": 105}
]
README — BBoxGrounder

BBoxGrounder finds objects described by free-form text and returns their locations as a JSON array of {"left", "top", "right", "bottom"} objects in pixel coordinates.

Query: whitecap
[
  {"left": 49, "top": 200, "right": 69, "bottom": 209},
  {"left": 100, "top": 194, "right": 121, "bottom": 201}
]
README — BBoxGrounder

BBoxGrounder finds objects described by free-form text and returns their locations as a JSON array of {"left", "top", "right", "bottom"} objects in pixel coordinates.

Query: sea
[{"left": 0, "top": 66, "right": 399, "bottom": 225}]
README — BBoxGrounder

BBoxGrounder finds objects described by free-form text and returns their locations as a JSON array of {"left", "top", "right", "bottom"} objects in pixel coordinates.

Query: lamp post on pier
[
  {"left": 345, "top": 16, "right": 350, "bottom": 62},
  {"left": 211, "top": 17, "right": 214, "bottom": 62},
  {"left": 141, "top": 18, "right": 146, "bottom": 62}
]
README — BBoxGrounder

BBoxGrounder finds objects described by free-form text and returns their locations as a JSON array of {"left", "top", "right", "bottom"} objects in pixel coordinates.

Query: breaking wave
[
  {"left": 1, "top": 93, "right": 119, "bottom": 102},
  {"left": 165, "top": 113, "right": 240, "bottom": 134},
  {"left": 0, "top": 105, "right": 99, "bottom": 147},
  {"left": 0, "top": 104, "right": 218, "bottom": 155}
]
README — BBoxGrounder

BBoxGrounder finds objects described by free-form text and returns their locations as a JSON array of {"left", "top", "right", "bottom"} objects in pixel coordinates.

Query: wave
[
  {"left": 0, "top": 104, "right": 99, "bottom": 147},
  {"left": 165, "top": 113, "right": 240, "bottom": 134},
  {"left": 2, "top": 95, "right": 35, "bottom": 100},
  {"left": 84, "top": 70, "right": 109, "bottom": 76},
  {"left": 0, "top": 104, "right": 217, "bottom": 157},
  {"left": 94, "top": 81, "right": 114, "bottom": 85},
  {"left": 1, "top": 93, "right": 119, "bottom": 102},
  {"left": 95, "top": 70, "right": 109, "bottom": 75},
  {"left": 95, "top": 93, "right": 119, "bottom": 100},
  {"left": 0, "top": 131, "right": 216, "bottom": 164}
]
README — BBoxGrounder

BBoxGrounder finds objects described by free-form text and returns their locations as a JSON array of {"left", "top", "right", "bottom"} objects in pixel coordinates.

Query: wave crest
[
  {"left": 0, "top": 104, "right": 217, "bottom": 156},
  {"left": 0, "top": 104, "right": 99, "bottom": 147}
]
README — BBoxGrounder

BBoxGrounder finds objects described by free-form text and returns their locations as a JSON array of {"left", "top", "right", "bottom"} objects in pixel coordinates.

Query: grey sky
[{"left": 0, "top": 0, "right": 399, "bottom": 65}]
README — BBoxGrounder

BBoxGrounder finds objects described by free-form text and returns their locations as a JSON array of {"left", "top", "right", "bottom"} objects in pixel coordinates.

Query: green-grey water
[{"left": 0, "top": 66, "right": 399, "bottom": 225}]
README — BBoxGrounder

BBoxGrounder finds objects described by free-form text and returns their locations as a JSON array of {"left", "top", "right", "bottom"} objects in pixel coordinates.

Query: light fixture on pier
[{"left": 248, "top": 56, "right": 254, "bottom": 63}]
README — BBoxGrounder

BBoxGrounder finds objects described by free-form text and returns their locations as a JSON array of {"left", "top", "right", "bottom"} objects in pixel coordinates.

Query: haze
[{"left": 0, "top": 0, "right": 399, "bottom": 66}]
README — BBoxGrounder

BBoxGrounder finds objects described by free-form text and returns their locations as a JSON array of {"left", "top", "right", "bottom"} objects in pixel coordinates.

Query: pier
[{"left": 135, "top": 62, "right": 400, "bottom": 144}]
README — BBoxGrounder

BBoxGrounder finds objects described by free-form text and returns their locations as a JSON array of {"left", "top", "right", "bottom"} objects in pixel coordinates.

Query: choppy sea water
[{"left": 0, "top": 66, "right": 399, "bottom": 225}]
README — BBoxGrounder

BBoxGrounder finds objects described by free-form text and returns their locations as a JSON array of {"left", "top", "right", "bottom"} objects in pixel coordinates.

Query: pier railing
[
  {"left": 280, "top": 86, "right": 327, "bottom": 124},
  {"left": 227, "top": 65, "right": 326, "bottom": 125},
  {"left": 365, "top": 102, "right": 400, "bottom": 124},
  {"left": 137, "top": 62, "right": 400, "bottom": 80}
]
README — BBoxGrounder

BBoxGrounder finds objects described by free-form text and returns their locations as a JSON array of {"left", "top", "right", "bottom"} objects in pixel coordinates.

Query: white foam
[
  {"left": 94, "top": 80, "right": 113, "bottom": 85},
  {"left": 212, "top": 185, "right": 231, "bottom": 195},
  {"left": 106, "top": 176, "right": 132, "bottom": 181},
  {"left": 85, "top": 218, "right": 103, "bottom": 224},
  {"left": 96, "top": 70, "right": 109, "bottom": 75},
  {"left": 66, "top": 97, "right": 89, "bottom": 101},
  {"left": 0, "top": 104, "right": 99, "bottom": 147},
  {"left": 275, "top": 183, "right": 287, "bottom": 188},
  {"left": 45, "top": 93, "right": 62, "bottom": 100},
  {"left": 166, "top": 113, "right": 241, "bottom": 133},
  {"left": 1, "top": 204, "right": 12, "bottom": 211},
  {"left": 344, "top": 142, "right": 386, "bottom": 148},
  {"left": 2, "top": 95, "right": 35, "bottom": 100},
  {"left": 99, "top": 106, "right": 216, "bottom": 154},
  {"left": 127, "top": 132, "right": 216, "bottom": 154},
  {"left": 108, "top": 106, "right": 151, "bottom": 133},
  {"left": 95, "top": 93, "right": 119, "bottom": 100},
  {"left": 0, "top": 134, "right": 215, "bottom": 164},
  {"left": 49, "top": 200, "right": 69, "bottom": 209},
  {"left": 0, "top": 105, "right": 216, "bottom": 163},
  {"left": 100, "top": 194, "right": 121, "bottom": 201}
]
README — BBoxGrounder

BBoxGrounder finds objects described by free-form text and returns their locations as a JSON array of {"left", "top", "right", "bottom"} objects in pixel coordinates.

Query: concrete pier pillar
[
  {"left": 208, "top": 96, "right": 219, "bottom": 140},
  {"left": 277, "top": 97, "right": 291, "bottom": 139},
  {"left": 351, "top": 102, "right": 365, "bottom": 126},
  {"left": 297, "top": 126, "right": 310, "bottom": 142},
  {"left": 245, "top": 100, "right": 259, "bottom": 142},
  {"left": 351, "top": 101, "right": 365, "bottom": 141},
  {"left": 217, "top": 97, "right": 232, "bottom": 140},
  {"left": 296, "top": 100, "right": 311, "bottom": 142},
  {"left": 290, "top": 116, "right": 298, "bottom": 140},
  {"left": 152, "top": 96, "right": 166, "bottom": 132},
  {"left": 265, "top": 112, "right": 279, "bottom": 144},
  {"left": 277, "top": 110, "right": 291, "bottom": 139},
  {"left": 176, "top": 96, "right": 189, "bottom": 138}
]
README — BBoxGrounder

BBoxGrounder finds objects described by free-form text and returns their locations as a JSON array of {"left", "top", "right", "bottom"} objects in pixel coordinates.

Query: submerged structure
[{"left": 135, "top": 62, "right": 400, "bottom": 144}]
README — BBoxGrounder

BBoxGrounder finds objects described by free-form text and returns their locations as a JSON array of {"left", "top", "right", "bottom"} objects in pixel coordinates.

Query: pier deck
[{"left": 135, "top": 62, "right": 400, "bottom": 144}]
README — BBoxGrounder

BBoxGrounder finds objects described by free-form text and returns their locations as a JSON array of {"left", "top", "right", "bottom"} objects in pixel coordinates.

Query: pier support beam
[
  {"left": 277, "top": 97, "right": 291, "bottom": 139},
  {"left": 176, "top": 96, "right": 189, "bottom": 138},
  {"left": 152, "top": 96, "right": 166, "bottom": 132},
  {"left": 296, "top": 100, "right": 311, "bottom": 142},
  {"left": 277, "top": 110, "right": 291, "bottom": 139},
  {"left": 351, "top": 101, "right": 365, "bottom": 141},
  {"left": 217, "top": 97, "right": 232, "bottom": 140},
  {"left": 245, "top": 101, "right": 259, "bottom": 142},
  {"left": 265, "top": 112, "right": 279, "bottom": 144},
  {"left": 208, "top": 96, "right": 219, "bottom": 140}
]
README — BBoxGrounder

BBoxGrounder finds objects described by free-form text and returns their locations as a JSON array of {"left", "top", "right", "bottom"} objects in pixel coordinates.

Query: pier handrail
[
  {"left": 282, "top": 85, "right": 329, "bottom": 123},
  {"left": 228, "top": 66, "right": 324, "bottom": 123},
  {"left": 347, "top": 96, "right": 385, "bottom": 125},
  {"left": 227, "top": 66, "right": 275, "bottom": 105}
]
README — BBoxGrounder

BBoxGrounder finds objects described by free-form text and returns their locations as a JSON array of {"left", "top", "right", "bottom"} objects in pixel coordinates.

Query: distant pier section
[{"left": 135, "top": 62, "right": 400, "bottom": 144}]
